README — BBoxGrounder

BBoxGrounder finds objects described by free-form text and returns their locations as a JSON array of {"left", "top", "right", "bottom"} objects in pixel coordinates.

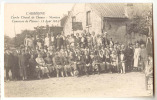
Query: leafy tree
[
  {"left": 4, "top": 35, "right": 14, "bottom": 49},
  {"left": 5, "top": 25, "right": 49, "bottom": 49},
  {"left": 127, "top": 4, "right": 152, "bottom": 36},
  {"left": 13, "top": 30, "right": 36, "bottom": 47}
]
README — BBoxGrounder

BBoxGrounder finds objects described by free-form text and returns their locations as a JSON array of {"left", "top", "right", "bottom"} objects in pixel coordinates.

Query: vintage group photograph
[{"left": 4, "top": 3, "right": 154, "bottom": 97}]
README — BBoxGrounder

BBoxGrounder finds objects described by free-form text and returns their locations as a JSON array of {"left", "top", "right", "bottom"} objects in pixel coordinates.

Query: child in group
[
  {"left": 110, "top": 50, "right": 118, "bottom": 73},
  {"left": 73, "top": 62, "right": 79, "bottom": 77},
  {"left": 118, "top": 51, "right": 126, "bottom": 74}
]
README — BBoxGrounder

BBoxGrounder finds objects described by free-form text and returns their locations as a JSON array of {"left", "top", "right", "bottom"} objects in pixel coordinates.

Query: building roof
[{"left": 88, "top": 3, "right": 127, "bottom": 18}]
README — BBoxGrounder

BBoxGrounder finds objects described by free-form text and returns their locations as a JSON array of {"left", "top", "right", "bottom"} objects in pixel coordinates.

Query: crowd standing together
[{"left": 4, "top": 31, "right": 153, "bottom": 83}]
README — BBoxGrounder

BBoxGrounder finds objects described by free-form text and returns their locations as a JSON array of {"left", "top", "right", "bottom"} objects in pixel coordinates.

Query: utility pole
[{"left": 14, "top": 22, "right": 16, "bottom": 47}]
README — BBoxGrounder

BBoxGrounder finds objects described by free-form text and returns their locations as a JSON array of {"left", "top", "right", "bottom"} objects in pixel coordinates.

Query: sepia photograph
[{"left": 4, "top": 3, "right": 154, "bottom": 97}]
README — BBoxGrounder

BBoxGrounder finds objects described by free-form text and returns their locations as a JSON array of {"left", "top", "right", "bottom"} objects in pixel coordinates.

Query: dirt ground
[{"left": 4, "top": 72, "right": 153, "bottom": 97}]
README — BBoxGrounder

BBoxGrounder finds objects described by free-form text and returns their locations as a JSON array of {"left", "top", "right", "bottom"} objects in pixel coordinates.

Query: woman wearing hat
[
  {"left": 36, "top": 53, "right": 50, "bottom": 78},
  {"left": 29, "top": 54, "right": 41, "bottom": 79}
]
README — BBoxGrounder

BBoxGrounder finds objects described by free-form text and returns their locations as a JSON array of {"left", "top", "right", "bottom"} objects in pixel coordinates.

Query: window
[
  {"left": 127, "top": 3, "right": 133, "bottom": 6},
  {"left": 86, "top": 11, "right": 91, "bottom": 26},
  {"left": 72, "top": 16, "right": 76, "bottom": 22}
]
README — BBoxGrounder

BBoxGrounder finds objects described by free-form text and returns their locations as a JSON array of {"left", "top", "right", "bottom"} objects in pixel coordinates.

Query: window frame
[{"left": 86, "top": 11, "right": 91, "bottom": 26}]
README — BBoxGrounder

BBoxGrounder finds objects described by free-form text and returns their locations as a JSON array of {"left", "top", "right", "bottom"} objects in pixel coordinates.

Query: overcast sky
[{"left": 4, "top": 3, "right": 74, "bottom": 38}]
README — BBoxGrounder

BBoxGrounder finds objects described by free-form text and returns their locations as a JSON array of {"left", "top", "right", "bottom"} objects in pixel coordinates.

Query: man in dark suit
[
  {"left": 75, "top": 33, "right": 81, "bottom": 48},
  {"left": 12, "top": 51, "right": 19, "bottom": 80},
  {"left": 56, "top": 34, "right": 63, "bottom": 51},
  {"left": 75, "top": 50, "right": 85, "bottom": 76},
  {"left": 4, "top": 49, "right": 13, "bottom": 81},
  {"left": 19, "top": 50, "right": 29, "bottom": 80},
  {"left": 125, "top": 44, "right": 134, "bottom": 72},
  {"left": 84, "top": 50, "right": 91, "bottom": 76}
]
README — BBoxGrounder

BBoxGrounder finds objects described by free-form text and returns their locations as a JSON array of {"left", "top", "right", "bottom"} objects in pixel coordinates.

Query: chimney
[{"left": 124, "top": 3, "right": 134, "bottom": 18}]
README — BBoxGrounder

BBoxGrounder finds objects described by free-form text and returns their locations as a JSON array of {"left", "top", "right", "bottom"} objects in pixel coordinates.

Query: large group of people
[{"left": 4, "top": 31, "right": 153, "bottom": 83}]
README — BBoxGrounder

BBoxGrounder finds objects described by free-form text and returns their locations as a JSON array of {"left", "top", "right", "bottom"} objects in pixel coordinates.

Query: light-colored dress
[
  {"left": 44, "top": 37, "right": 50, "bottom": 47},
  {"left": 36, "top": 57, "right": 49, "bottom": 74},
  {"left": 134, "top": 48, "right": 141, "bottom": 67}
]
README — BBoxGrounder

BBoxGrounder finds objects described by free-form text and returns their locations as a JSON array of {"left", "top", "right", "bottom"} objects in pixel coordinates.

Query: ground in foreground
[{"left": 5, "top": 72, "right": 153, "bottom": 97}]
